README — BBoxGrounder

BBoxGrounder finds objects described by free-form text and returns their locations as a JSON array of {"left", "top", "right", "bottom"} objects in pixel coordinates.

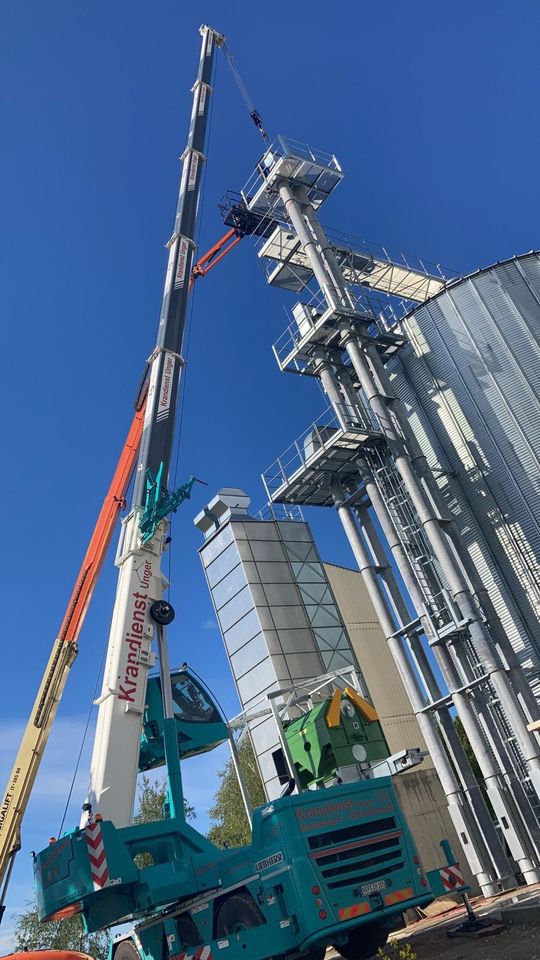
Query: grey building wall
[
  {"left": 196, "top": 498, "right": 476, "bottom": 884},
  {"left": 390, "top": 252, "right": 540, "bottom": 697},
  {"left": 324, "top": 563, "right": 432, "bottom": 765},
  {"left": 197, "top": 509, "right": 369, "bottom": 799}
]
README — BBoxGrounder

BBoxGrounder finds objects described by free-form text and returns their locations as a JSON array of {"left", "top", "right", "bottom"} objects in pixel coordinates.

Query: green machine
[{"left": 284, "top": 686, "right": 390, "bottom": 789}]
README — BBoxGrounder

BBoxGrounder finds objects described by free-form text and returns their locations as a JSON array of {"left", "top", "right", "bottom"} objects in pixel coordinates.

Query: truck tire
[
  {"left": 335, "top": 922, "right": 387, "bottom": 960},
  {"left": 304, "top": 947, "right": 326, "bottom": 960},
  {"left": 177, "top": 914, "right": 201, "bottom": 948},
  {"left": 215, "top": 891, "right": 265, "bottom": 936},
  {"left": 113, "top": 940, "right": 142, "bottom": 960}
]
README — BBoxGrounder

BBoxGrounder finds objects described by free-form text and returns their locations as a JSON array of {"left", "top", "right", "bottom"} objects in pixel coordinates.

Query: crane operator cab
[{"left": 138, "top": 667, "right": 228, "bottom": 772}]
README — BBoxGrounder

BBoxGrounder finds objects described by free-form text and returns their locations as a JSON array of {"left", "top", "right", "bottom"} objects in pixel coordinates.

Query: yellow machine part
[
  {"left": 344, "top": 686, "right": 379, "bottom": 723},
  {"left": 325, "top": 689, "right": 342, "bottom": 728}
]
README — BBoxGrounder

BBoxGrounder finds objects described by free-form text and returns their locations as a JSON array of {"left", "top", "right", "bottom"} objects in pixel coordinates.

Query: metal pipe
[
  {"left": 356, "top": 504, "right": 413, "bottom": 626},
  {"left": 228, "top": 732, "right": 253, "bottom": 823},
  {"left": 335, "top": 365, "right": 364, "bottom": 424},
  {"left": 278, "top": 182, "right": 344, "bottom": 309},
  {"left": 316, "top": 358, "right": 349, "bottom": 431},
  {"left": 331, "top": 483, "right": 503, "bottom": 894},
  {"left": 353, "top": 454, "right": 533, "bottom": 879},
  {"left": 344, "top": 332, "right": 540, "bottom": 797}
]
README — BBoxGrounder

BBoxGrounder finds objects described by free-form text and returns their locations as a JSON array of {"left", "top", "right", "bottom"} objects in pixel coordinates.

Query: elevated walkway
[{"left": 261, "top": 224, "right": 448, "bottom": 302}]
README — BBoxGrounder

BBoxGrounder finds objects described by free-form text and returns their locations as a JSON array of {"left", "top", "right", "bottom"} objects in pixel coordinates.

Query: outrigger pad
[{"left": 447, "top": 917, "right": 506, "bottom": 939}]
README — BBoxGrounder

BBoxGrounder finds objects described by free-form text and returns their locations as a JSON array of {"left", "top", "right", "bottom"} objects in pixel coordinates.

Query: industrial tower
[{"left": 230, "top": 137, "right": 540, "bottom": 893}]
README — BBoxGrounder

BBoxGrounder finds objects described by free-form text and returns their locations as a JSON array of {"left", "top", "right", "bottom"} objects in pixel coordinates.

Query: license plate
[{"left": 361, "top": 880, "right": 387, "bottom": 896}]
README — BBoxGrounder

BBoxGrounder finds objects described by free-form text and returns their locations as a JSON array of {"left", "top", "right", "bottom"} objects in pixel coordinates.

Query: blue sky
[{"left": 1, "top": 0, "right": 540, "bottom": 945}]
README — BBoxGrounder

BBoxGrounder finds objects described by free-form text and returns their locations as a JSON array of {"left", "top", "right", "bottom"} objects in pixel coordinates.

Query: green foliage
[
  {"left": 133, "top": 774, "right": 195, "bottom": 867},
  {"left": 13, "top": 909, "right": 109, "bottom": 959},
  {"left": 207, "top": 738, "right": 265, "bottom": 848},
  {"left": 12, "top": 775, "right": 194, "bottom": 953},
  {"left": 377, "top": 939, "right": 417, "bottom": 960},
  {"left": 452, "top": 717, "right": 492, "bottom": 811},
  {"left": 133, "top": 774, "right": 195, "bottom": 826},
  {"left": 453, "top": 717, "right": 483, "bottom": 784}
]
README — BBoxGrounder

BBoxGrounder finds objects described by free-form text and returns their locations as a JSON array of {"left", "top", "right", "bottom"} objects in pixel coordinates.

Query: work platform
[
  {"left": 272, "top": 289, "right": 406, "bottom": 373},
  {"left": 241, "top": 136, "right": 343, "bottom": 216},
  {"left": 262, "top": 402, "right": 380, "bottom": 507}
]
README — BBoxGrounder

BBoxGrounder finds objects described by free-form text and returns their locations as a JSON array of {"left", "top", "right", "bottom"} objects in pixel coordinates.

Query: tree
[
  {"left": 207, "top": 738, "right": 265, "bottom": 849},
  {"left": 13, "top": 910, "right": 109, "bottom": 960},
  {"left": 13, "top": 775, "right": 194, "bottom": 955},
  {"left": 132, "top": 775, "right": 194, "bottom": 868},
  {"left": 452, "top": 717, "right": 492, "bottom": 813},
  {"left": 133, "top": 774, "right": 195, "bottom": 825}
]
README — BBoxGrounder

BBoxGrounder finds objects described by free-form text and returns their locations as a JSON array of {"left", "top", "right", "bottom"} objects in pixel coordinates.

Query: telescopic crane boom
[
  {"left": 0, "top": 21, "right": 272, "bottom": 922},
  {"left": 0, "top": 222, "right": 246, "bottom": 923},
  {"left": 0, "top": 203, "right": 249, "bottom": 928},
  {"left": 83, "top": 24, "right": 222, "bottom": 830}
]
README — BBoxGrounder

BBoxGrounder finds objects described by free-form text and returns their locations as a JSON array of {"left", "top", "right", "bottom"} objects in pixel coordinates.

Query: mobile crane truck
[{"left": 28, "top": 24, "right": 433, "bottom": 960}]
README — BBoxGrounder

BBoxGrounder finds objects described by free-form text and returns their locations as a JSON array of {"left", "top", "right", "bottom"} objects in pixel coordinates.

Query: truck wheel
[
  {"left": 215, "top": 891, "right": 265, "bottom": 936},
  {"left": 335, "top": 922, "right": 387, "bottom": 960},
  {"left": 177, "top": 914, "right": 201, "bottom": 947},
  {"left": 114, "top": 940, "right": 141, "bottom": 960},
  {"left": 305, "top": 947, "right": 326, "bottom": 960}
]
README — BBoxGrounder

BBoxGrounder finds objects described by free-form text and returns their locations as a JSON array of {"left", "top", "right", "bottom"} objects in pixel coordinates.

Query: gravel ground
[
  {"left": 399, "top": 921, "right": 538, "bottom": 960},
  {"left": 326, "top": 886, "right": 540, "bottom": 960}
]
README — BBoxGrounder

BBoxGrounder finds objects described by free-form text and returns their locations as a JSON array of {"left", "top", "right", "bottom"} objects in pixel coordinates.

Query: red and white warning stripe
[
  {"left": 85, "top": 820, "right": 110, "bottom": 890},
  {"left": 440, "top": 863, "right": 466, "bottom": 891},
  {"left": 171, "top": 947, "right": 212, "bottom": 960}
]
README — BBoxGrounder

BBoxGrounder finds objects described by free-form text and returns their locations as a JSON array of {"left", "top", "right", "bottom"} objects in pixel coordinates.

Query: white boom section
[
  {"left": 260, "top": 225, "right": 446, "bottom": 302},
  {"left": 84, "top": 512, "right": 166, "bottom": 826},
  {"left": 82, "top": 24, "right": 220, "bottom": 827}
]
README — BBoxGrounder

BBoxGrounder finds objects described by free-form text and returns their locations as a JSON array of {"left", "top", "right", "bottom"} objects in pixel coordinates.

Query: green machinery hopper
[{"left": 283, "top": 686, "right": 390, "bottom": 788}]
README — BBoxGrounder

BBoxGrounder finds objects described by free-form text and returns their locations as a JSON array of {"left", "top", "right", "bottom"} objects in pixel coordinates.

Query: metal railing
[
  {"left": 262, "top": 401, "right": 378, "bottom": 499},
  {"left": 241, "top": 136, "right": 342, "bottom": 210},
  {"left": 325, "top": 224, "right": 454, "bottom": 284},
  {"left": 255, "top": 502, "right": 305, "bottom": 522},
  {"left": 272, "top": 288, "right": 404, "bottom": 368}
]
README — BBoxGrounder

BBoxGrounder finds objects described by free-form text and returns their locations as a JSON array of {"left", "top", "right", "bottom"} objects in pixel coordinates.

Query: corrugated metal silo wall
[{"left": 388, "top": 253, "right": 540, "bottom": 698}]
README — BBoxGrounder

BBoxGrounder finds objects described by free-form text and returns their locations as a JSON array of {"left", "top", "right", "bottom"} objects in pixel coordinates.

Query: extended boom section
[{"left": 84, "top": 24, "right": 221, "bottom": 829}]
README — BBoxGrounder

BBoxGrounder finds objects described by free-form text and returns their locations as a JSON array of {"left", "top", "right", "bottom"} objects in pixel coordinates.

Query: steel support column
[
  {"left": 353, "top": 453, "right": 540, "bottom": 875},
  {"left": 278, "top": 176, "right": 540, "bottom": 798},
  {"left": 332, "top": 485, "right": 515, "bottom": 892}
]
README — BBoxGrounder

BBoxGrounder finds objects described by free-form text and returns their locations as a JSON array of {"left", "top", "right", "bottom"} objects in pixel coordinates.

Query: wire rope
[
  {"left": 57, "top": 632, "right": 109, "bottom": 837},
  {"left": 222, "top": 42, "right": 269, "bottom": 145}
]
